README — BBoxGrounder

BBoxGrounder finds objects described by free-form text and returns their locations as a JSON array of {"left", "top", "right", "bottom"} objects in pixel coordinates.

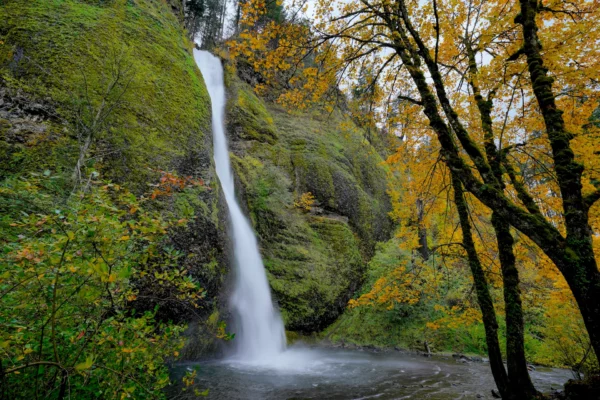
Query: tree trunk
[
  {"left": 517, "top": 0, "right": 600, "bottom": 360},
  {"left": 464, "top": 42, "right": 537, "bottom": 398},
  {"left": 452, "top": 173, "right": 510, "bottom": 399},
  {"left": 492, "top": 213, "right": 537, "bottom": 399},
  {"left": 416, "top": 198, "right": 430, "bottom": 260},
  {"left": 559, "top": 251, "right": 600, "bottom": 360}
]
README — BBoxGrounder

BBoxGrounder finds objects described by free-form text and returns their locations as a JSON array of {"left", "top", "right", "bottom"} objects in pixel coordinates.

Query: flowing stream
[{"left": 194, "top": 50, "right": 286, "bottom": 362}]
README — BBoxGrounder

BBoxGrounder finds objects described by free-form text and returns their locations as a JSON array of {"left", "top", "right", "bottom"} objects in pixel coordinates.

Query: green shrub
[{"left": 0, "top": 174, "right": 203, "bottom": 399}]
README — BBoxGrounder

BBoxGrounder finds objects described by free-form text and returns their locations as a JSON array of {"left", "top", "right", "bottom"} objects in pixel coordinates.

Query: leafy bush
[
  {"left": 0, "top": 173, "right": 203, "bottom": 399},
  {"left": 293, "top": 192, "right": 316, "bottom": 212}
]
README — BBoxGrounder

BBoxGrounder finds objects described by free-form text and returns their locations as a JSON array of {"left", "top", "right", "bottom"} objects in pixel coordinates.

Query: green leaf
[
  {"left": 75, "top": 354, "right": 94, "bottom": 371},
  {"left": 118, "top": 265, "right": 132, "bottom": 279}
]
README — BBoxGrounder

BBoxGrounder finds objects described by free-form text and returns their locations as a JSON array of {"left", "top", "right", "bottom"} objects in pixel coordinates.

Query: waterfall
[{"left": 194, "top": 50, "right": 286, "bottom": 362}]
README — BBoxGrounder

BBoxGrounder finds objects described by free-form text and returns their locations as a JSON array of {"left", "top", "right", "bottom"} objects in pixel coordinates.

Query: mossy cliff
[
  {"left": 0, "top": 0, "right": 212, "bottom": 186},
  {"left": 225, "top": 72, "right": 393, "bottom": 332},
  {"left": 0, "top": 0, "right": 228, "bottom": 357},
  {"left": 0, "top": 0, "right": 393, "bottom": 351}
]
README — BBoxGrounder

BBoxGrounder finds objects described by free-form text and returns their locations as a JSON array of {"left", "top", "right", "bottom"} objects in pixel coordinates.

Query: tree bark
[
  {"left": 452, "top": 173, "right": 510, "bottom": 399},
  {"left": 416, "top": 198, "right": 430, "bottom": 260},
  {"left": 516, "top": 0, "right": 600, "bottom": 359},
  {"left": 465, "top": 43, "right": 537, "bottom": 399},
  {"left": 492, "top": 214, "right": 537, "bottom": 399}
]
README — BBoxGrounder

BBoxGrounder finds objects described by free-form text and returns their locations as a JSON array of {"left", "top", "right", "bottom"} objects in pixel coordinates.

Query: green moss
[
  {"left": 323, "top": 239, "right": 415, "bottom": 347},
  {"left": 228, "top": 85, "right": 278, "bottom": 143},
  {"left": 269, "top": 104, "right": 392, "bottom": 255},
  {"left": 0, "top": 0, "right": 211, "bottom": 189},
  {"left": 173, "top": 186, "right": 211, "bottom": 219}
]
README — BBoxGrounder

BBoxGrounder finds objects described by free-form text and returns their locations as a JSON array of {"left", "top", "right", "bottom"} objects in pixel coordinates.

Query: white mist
[{"left": 193, "top": 50, "right": 286, "bottom": 362}]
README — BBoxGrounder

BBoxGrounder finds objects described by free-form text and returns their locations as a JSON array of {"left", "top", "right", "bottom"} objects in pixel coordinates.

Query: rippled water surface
[{"left": 169, "top": 346, "right": 571, "bottom": 400}]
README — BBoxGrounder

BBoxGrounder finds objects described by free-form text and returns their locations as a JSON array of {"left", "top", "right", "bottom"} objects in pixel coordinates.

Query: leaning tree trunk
[
  {"left": 452, "top": 173, "right": 511, "bottom": 399},
  {"left": 517, "top": 0, "right": 600, "bottom": 360}
]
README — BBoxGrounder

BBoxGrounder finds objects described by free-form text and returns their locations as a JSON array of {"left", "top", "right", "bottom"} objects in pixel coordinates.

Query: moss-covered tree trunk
[
  {"left": 451, "top": 173, "right": 511, "bottom": 399},
  {"left": 465, "top": 43, "right": 537, "bottom": 399},
  {"left": 516, "top": 0, "right": 600, "bottom": 360},
  {"left": 416, "top": 198, "right": 430, "bottom": 260},
  {"left": 492, "top": 214, "right": 537, "bottom": 399}
]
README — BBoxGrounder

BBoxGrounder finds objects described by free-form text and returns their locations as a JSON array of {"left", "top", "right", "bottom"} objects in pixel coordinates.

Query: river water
[{"left": 169, "top": 346, "right": 571, "bottom": 400}]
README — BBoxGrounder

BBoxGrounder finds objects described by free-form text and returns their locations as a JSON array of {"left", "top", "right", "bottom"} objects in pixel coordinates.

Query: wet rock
[
  {"left": 453, "top": 353, "right": 472, "bottom": 361},
  {"left": 454, "top": 354, "right": 472, "bottom": 363},
  {"left": 471, "top": 356, "right": 483, "bottom": 362}
]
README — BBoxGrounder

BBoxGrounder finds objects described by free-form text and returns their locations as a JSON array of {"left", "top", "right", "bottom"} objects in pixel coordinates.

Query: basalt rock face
[
  {"left": 225, "top": 71, "right": 393, "bottom": 332},
  {"left": 0, "top": 0, "right": 230, "bottom": 358}
]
